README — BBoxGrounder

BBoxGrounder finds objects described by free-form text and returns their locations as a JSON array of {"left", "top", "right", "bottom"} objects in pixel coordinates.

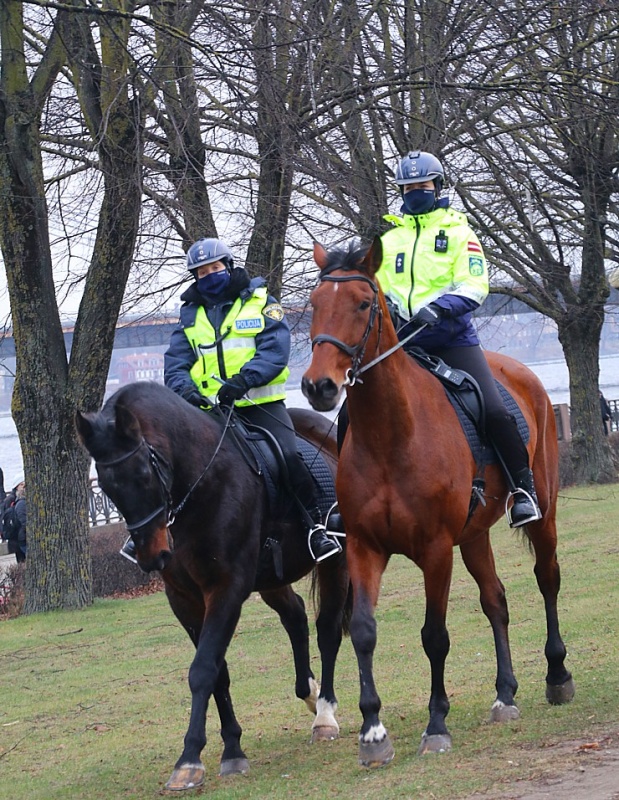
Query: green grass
[{"left": 1, "top": 483, "right": 618, "bottom": 799}]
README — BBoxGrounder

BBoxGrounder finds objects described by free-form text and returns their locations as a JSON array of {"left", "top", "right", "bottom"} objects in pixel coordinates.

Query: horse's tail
[{"left": 310, "top": 566, "right": 353, "bottom": 637}]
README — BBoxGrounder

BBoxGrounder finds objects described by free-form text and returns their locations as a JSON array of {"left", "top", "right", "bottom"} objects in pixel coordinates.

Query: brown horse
[
  {"left": 301, "top": 236, "right": 574, "bottom": 767},
  {"left": 76, "top": 382, "right": 350, "bottom": 790}
]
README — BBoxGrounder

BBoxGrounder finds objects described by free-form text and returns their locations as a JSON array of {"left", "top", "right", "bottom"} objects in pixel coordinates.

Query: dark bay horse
[
  {"left": 76, "top": 381, "right": 350, "bottom": 791},
  {"left": 301, "top": 237, "right": 574, "bottom": 767}
]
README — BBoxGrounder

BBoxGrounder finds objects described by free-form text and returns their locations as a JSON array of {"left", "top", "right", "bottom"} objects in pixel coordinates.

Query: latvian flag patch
[{"left": 468, "top": 241, "right": 482, "bottom": 254}]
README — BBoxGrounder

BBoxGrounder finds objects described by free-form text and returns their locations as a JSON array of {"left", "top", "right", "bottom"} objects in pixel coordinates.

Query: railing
[
  {"left": 554, "top": 399, "right": 619, "bottom": 442},
  {"left": 88, "top": 478, "right": 123, "bottom": 527}
]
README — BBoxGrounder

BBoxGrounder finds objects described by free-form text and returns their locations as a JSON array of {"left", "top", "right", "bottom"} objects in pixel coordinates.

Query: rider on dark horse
[
  {"left": 120, "top": 238, "right": 341, "bottom": 564},
  {"left": 379, "top": 150, "right": 541, "bottom": 527}
]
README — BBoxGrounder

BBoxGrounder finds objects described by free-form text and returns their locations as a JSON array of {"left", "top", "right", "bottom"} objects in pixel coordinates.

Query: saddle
[
  {"left": 402, "top": 346, "right": 531, "bottom": 520},
  {"left": 221, "top": 411, "right": 337, "bottom": 580},
  {"left": 405, "top": 346, "right": 530, "bottom": 466}
]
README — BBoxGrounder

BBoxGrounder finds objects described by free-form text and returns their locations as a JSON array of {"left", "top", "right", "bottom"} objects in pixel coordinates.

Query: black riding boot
[
  {"left": 119, "top": 536, "right": 138, "bottom": 564},
  {"left": 307, "top": 508, "right": 342, "bottom": 562},
  {"left": 509, "top": 467, "right": 542, "bottom": 528},
  {"left": 486, "top": 413, "right": 542, "bottom": 528},
  {"left": 325, "top": 502, "right": 346, "bottom": 537}
]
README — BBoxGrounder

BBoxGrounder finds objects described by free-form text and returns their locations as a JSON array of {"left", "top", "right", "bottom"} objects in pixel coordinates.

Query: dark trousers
[
  {"left": 235, "top": 400, "right": 318, "bottom": 510},
  {"left": 431, "top": 345, "right": 531, "bottom": 478}
]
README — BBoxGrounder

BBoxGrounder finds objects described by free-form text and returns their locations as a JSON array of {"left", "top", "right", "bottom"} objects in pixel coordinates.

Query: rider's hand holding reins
[
  {"left": 217, "top": 374, "right": 249, "bottom": 407},
  {"left": 411, "top": 303, "right": 442, "bottom": 327},
  {"left": 181, "top": 385, "right": 209, "bottom": 408}
]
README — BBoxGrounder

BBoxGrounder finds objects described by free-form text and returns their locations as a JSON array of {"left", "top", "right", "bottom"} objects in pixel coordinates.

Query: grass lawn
[{"left": 1, "top": 483, "right": 618, "bottom": 799}]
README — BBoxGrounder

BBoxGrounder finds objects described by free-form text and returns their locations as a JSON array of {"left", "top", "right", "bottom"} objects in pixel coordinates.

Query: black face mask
[
  {"left": 197, "top": 270, "right": 231, "bottom": 298},
  {"left": 401, "top": 188, "right": 437, "bottom": 215}
]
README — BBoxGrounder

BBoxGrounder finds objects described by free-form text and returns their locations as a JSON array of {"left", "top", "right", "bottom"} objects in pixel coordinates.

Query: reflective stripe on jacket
[{"left": 184, "top": 286, "right": 289, "bottom": 406}]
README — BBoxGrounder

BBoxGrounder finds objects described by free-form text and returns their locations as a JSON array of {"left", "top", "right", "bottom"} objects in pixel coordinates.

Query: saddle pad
[
  {"left": 249, "top": 432, "right": 336, "bottom": 519},
  {"left": 444, "top": 381, "right": 530, "bottom": 467},
  {"left": 297, "top": 437, "right": 337, "bottom": 518}
]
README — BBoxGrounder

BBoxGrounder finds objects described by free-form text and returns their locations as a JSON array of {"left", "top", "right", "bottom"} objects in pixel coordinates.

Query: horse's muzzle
[
  {"left": 137, "top": 548, "right": 173, "bottom": 573},
  {"left": 301, "top": 376, "right": 341, "bottom": 412}
]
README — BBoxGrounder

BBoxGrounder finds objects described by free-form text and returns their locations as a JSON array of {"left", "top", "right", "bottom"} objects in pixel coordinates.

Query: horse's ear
[
  {"left": 313, "top": 241, "right": 329, "bottom": 271},
  {"left": 114, "top": 403, "right": 142, "bottom": 443},
  {"left": 75, "top": 410, "right": 96, "bottom": 448},
  {"left": 362, "top": 235, "right": 383, "bottom": 278}
]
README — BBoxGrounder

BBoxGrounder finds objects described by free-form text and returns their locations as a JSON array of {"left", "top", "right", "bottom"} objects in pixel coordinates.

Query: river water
[{"left": 2, "top": 353, "right": 619, "bottom": 490}]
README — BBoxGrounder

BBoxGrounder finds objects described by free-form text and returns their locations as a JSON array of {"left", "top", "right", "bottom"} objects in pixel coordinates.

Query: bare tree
[
  {"left": 453, "top": 1, "right": 619, "bottom": 482},
  {"left": 0, "top": 2, "right": 143, "bottom": 611}
]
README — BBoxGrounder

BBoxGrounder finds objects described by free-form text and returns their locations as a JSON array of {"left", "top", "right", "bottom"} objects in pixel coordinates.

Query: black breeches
[
  {"left": 235, "top": 401, "right": 318, "bottom": 508},
  {"left": 429, "top": 345, "right": 531, "bottom": 476}
]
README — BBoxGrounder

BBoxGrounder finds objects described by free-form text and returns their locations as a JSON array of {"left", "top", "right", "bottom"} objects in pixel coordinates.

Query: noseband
[
  {"left": 311, "top": 273, "right": 382, "bottom": 383},
  {"left": 96, "top": 439, "right": 174, "bottom": 533}
]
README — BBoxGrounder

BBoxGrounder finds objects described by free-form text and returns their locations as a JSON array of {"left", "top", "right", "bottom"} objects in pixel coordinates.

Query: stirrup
[
  {"left": 307, "top": 524, "right": 342, "bottom": 563},
  {"left": 324, "top": 502, "right": 346, "bottom": 538},
  {"left": 119, "top": 536, "right": 138, "bottom": 564},
  {"left": 505, "top": 488, "right": 542, "bottom": 528}
]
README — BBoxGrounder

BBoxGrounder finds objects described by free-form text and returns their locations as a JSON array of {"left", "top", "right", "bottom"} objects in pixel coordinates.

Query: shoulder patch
[{"left": 263, "top": 303, "right": 285, "bottom": 321}]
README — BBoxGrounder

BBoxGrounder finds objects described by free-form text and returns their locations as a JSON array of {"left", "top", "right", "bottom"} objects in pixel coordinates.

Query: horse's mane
[
  {"left": 85, "top": 381, "right": 211, "bottom": 462},
  {"left": 319, "top": 237, "right": 371, "bottom": 278}
]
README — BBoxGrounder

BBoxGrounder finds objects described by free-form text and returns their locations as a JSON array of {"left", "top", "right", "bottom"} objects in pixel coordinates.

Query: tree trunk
[{"left": 558, "top": 317, "right": 616, "bottom": 483}]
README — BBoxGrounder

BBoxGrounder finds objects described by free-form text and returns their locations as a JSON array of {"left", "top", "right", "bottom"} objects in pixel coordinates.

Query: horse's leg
[
  {"left": 310, "top": 558, "right": 350, "bottom": 742},
  {"left": 259, "top": 586, "right": 318, "bottom": 711},
  {"left": 165, "top": 590, "right": 245, "bottom": 792},
  {"left": 214, "top": 658, "right": 250, "bottom": 776},
  {"left": 417, "top": 542, "right": 455, "bottom": 755},
  {"left": 459, "top": 533, "right": 520, "bottom": 723},
  {"left": 525, "top": 515, "right": 575, "bottom": 704},
  {"left": 347, "top": 540, "right": 394, "bottom": 767}
]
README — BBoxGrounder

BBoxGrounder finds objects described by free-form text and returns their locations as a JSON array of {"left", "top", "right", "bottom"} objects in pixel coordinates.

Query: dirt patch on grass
[{"left": 463, "top": 730, "right": 619, "bottom": 800}]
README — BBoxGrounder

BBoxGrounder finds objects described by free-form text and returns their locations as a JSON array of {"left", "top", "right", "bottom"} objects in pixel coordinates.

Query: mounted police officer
[
  {"left": 379, "top": 150, "right": 541, "bottom": 527},
  {"left": 121, "top": 238, "right": 340, "bottom": 564}
]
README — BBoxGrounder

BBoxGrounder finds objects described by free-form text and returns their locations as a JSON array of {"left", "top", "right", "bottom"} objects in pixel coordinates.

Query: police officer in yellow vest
[
  {"left": 164, "top": 237, "right": 341, "bottom": 562},
  {"left": 380, "top": 151, "right": 541, "bottom": 527}
]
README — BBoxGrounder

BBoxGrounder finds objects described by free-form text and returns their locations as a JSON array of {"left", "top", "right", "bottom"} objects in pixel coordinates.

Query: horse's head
[
  {"left": 302, "top": 235, "right": 390, "bottom": 411},
  {"left": 76, "top": 402, "right": 174, "bottom": 573}
]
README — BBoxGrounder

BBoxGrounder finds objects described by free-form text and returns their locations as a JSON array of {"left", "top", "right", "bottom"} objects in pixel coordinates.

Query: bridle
[
  {"left": 95, "top": 408, "right": 233, "bottom": 534},
  {"left": 310, "top": 269, "right": 426, "bottom": 384},
  {"left": 96, "top": 439, "right": 174, "bottom": 533},
  {"left": 311, "top": 272, "right": 382, "bottom": 384}
]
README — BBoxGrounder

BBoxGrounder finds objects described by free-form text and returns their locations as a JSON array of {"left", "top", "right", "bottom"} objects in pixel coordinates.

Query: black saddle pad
[
  {"left": 443, "top": 381, "right": 530, "bottom": 466},
  {"left": 240, "top": 424, "right": 336, "bottom": 520}
]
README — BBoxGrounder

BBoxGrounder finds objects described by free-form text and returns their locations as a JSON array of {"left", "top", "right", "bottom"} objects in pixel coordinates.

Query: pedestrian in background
[{"left": 600, "top": 390, "right": 612, "bottom": 436}]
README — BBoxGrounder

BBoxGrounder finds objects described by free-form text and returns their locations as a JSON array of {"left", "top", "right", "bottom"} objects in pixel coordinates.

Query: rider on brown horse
[{"left": 379, "top": 150, "right": 541, "bottom": 527}]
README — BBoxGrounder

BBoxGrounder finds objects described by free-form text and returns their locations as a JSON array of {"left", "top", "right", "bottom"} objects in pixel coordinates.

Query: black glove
[
  {"left": 412, "top": 303, "right": 443, "bottom": 327},
  {"left": 180, "top": 385, "right": 207, "bottom": 408},
  {"left": 217, "top": 374, "right": 249, "bottom": 406}
]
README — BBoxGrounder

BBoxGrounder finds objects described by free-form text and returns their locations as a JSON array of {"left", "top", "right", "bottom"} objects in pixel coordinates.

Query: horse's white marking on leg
[
  {"left": 360, "top": 723, "right": 387, "bottom": 743},
  {"left": 312, "top": 697, "right": 339, "bottom": 732}
]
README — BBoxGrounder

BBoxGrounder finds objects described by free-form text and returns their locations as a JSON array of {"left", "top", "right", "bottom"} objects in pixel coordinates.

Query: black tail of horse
[{"left": 310, "top": 567, "right": 353, "bottom": 636}]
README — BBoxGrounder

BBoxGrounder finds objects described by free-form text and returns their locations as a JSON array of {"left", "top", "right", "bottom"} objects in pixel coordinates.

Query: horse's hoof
[
  {"left": 546, "top": 676, "right": 575, "bottom": 705},
  {"left": 164, "top": 762, "right": 205, "bottom": 791},
  {"left": 490, "top": 700, "right": 520, "bottom": 723},
  {"left": 359, "top": 735, "right": 395, "bottom": 767},
  {"left": 219, "top": 757, "right": 250, "bottom": 777},
  {"left": 417, "top": 732, "right": 452, "bottom": 755},
  {"left": 311, "top": 724, "right": 339, "bottom": 743}
]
